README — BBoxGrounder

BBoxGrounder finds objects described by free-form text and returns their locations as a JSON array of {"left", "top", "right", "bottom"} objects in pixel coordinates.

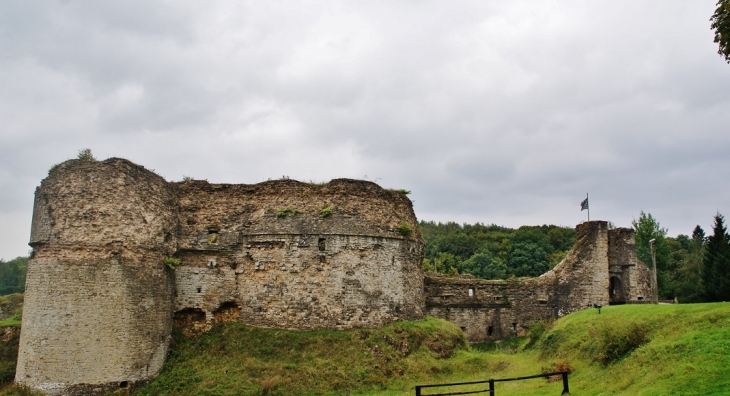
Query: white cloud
[{"left": 1, "top": 0, "right": 729, "bottom": 259}]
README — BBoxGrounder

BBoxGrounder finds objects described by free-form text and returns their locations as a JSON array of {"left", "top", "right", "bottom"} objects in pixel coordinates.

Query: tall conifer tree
[
  {"left": 703, "top": 213, "right": 730, "bottom": 301},
  {"left": 675, "top": 226, "right": 706, "bottom": 302}
]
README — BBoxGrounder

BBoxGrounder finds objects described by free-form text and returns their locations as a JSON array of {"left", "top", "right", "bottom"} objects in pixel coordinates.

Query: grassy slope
[
  {"left": 0, "top": 302, "right": 727, "bottom": 395},
  {"left": 137, "top": 303, "right": 730, "bottom": 396},
  {"left": 137, "top": 317, "right": 473, "bottom": 396},
  {"left": 532, "top": 302, "right": 730, "bottom": 396}
]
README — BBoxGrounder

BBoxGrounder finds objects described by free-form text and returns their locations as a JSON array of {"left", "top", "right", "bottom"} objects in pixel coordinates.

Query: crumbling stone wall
[
  {"left": 608, "top": 227, "right": 653, "bottom": 303},
  {"left": 18, "top": 158, "right": 423, "bottom": 395},
  {"left": 424, "top": 275, "right": 553, "bottom": 342},
  {"left": 17, "top": 159, "right": 177, "bottom": 395},
  {"left": 171, "top": 178, "right": 424, "bottom": 331},
  {"left": 18, "top": 157, "right": 651, "bottom": 394},
  {"left": 425, "top": 221, "right": 654, "bottom": 343}
]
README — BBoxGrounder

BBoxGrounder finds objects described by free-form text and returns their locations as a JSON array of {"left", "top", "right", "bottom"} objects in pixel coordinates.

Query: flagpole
[{"left": 587, "top": 193, "right": 589, "bottom": 221}]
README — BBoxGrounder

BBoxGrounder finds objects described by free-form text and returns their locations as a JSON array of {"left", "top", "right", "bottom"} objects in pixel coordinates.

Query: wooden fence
[{"left": 415, "top": 370, "right": 569, "bottom": 396}]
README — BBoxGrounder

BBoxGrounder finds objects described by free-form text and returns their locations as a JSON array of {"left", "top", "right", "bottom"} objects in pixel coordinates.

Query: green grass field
[
  {"left": 1, "top": 302, "right": 729, "bottom": 395},
  {"left": 132, "top": 303, "right": 730, "bottom": 396}
]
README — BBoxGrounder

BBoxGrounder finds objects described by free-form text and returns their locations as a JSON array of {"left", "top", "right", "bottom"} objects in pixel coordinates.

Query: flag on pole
[{"left": 580, "top": 197, "right": 589, "bottom": 211}]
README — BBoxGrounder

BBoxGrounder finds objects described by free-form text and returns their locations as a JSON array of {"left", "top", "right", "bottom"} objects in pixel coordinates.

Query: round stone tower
[{"left": 16, "top": 158, "right": 178, "bottom": 395}]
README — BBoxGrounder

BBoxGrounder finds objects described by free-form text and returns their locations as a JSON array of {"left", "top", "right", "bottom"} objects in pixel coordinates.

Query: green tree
[
  {"left": 703, "top": 213, "right": 730, "bottom": 301},
  {"left": 675, "top": 225, "right": 706, "bottom": 303},
  {"left": 0, "top": 256, "right": 28, "bottom": 295},
  {"left": 632, "top": 211, "right": 672, "bottom": 299},
  {"left": 507, "top": 242, "right": 549, "bottom": 277},
  {"left": 419, "top": 220, "right": 575, "bottom": 279},
  {"left": 547, "top": 226, "right": 576, "bottom": 252},
  {"left": 434, "top": 252, "right": 459, "bottom": 275},
  {"left": 711, "top": 0, "right": 730, "bottom": 63},
  {"left": 421, "top": 258, "right": 436, "bottom": 273},
  {"left": 436, "top": 233, "right": 480, "bottom": 261},
  {"left": 458, "top": 253, "right": 507, "bottom": 280},
  {"left": 512, "top": 227, "right": 553, "bottom": 255}
]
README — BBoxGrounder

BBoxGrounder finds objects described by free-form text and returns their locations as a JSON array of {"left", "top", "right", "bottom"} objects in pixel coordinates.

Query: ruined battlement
[
  {"left": 18, "top": 158, "right": 424, "bottom": 395},
  {"left": 17, "top": 158, "right": 652, "bottom": 395},
  {"left": 424, "top": 221, "right": 653, "bottom": 342}
]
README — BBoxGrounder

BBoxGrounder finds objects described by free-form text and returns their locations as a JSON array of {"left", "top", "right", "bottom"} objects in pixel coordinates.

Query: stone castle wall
[
  {"left": 424, "top": 221, "right": 654, "bottom": 343},
  {"left": 17, "top": 158, "right": 423, "bottom": 395},
  {"left": 171, "top": 178, "right": 424, "bottom": 331},
  {"left": 424, "top": 275, "right": 553, "bottom": 342},
  {"left": 17, "top": 157, "right": 652, "bottom": 395}
]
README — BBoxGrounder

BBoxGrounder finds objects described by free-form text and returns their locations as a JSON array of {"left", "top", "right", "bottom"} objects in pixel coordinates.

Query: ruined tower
[
  {"left": 17, "top": 158, "right": 424, "bottom": 395},
  {"left": 17, "top": 159, "right": 178, "bottom": 394}
]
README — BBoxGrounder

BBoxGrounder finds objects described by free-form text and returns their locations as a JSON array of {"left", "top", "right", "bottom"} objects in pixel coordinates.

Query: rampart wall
[
  {"left": 17, "top": 158, "right": 423, "bottom": 395},
  {"left": 16, "top": 157, "right": 653, "bottom": 395},
  {"left": 424, "top": 221, "right": 654, "bottom": 343}
]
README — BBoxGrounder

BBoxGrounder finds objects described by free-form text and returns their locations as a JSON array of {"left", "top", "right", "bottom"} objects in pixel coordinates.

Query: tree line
[
  {"left": 419, "top": 221, "right": 576, "bottom": 279},
  {"left": 0, "top": 256, "right": 27, "bottom": 296},
  {"left": 633, "top": 211, "right": 730, "bottom": 303}
]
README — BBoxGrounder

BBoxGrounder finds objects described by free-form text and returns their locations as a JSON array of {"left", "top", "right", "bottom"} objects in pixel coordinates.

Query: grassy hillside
[
  {"left": 137, "top": 318, "right": 471, "bottom": 396},
  {"left": 1, "top": 303, "right": 728, "bottom": 395},
  {"left": 524, "top": 302, "right": 730, "bottom": 395},
  {"left": 136, "top": 303, "right": 730, "bottom": 396}
]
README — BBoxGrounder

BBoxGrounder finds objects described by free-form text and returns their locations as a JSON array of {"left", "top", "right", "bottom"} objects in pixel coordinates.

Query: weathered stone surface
[
  {"left": 18, "top": 159, "right": 176, "bottom": 395},
  {"left": 17, "top": 158, "right": 652, "bottom": 395},
  {"left": 424, "top": 221, "right": 654, "bottom": 343},
  {"left": 171, "top": 177, "right": 425, "bottom": 331},
  {"left": 17, "top": 158, "right": 423, "bottom": 395}
]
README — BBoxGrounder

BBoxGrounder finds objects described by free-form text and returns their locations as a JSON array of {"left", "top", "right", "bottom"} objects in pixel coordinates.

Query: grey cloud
[{"left": 1, "top": 1, "right": 729, "bottom": 259}]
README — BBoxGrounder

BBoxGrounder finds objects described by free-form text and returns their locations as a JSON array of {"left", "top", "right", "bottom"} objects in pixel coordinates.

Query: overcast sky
[{"left": 1, "top": 1, "right": 729, "bottom": 260}]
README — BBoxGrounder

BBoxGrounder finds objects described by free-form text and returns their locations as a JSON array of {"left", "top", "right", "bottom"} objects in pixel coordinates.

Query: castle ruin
[{"left": 16, "top": 158, "right": 653, "bottom": 395}]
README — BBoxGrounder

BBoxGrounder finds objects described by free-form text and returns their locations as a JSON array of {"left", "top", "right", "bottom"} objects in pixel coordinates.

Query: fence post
[
  {"left": 561, "top": 371, "right": 570, "bottom": 395},
  {"left": 415, "top": 385, "right": 421, "bottom": 396},
  {"left": 489, "top": 379, "right": 495, "bottom": 396}
]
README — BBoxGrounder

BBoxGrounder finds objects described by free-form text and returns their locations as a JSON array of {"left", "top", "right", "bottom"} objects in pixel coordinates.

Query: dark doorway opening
[{"left": 609, "top": 276, "right": 626, "bottom": 305}]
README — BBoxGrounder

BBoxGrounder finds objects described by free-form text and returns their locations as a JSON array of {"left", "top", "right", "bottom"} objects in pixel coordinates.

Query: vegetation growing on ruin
[
  {"left": 76, "top": 148, "right": 96, "bottom": 162},
  {"left": 47, "top": 148, "right": 97, "bottom": 177},
  {"left": 47, "top": 163, "right": 60, "bottom": 177},
  {"left": 275, "top": 207, "right": 301, "bottom": 218},
  {"left": 163, "top": 258, "right": 182, "bottom": 271},
  {"left": 319, "top": 207, "right": 332, "bottom": 218},
  {"left": 396, "top": 222, "right": 412, "bottom": 237}
]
